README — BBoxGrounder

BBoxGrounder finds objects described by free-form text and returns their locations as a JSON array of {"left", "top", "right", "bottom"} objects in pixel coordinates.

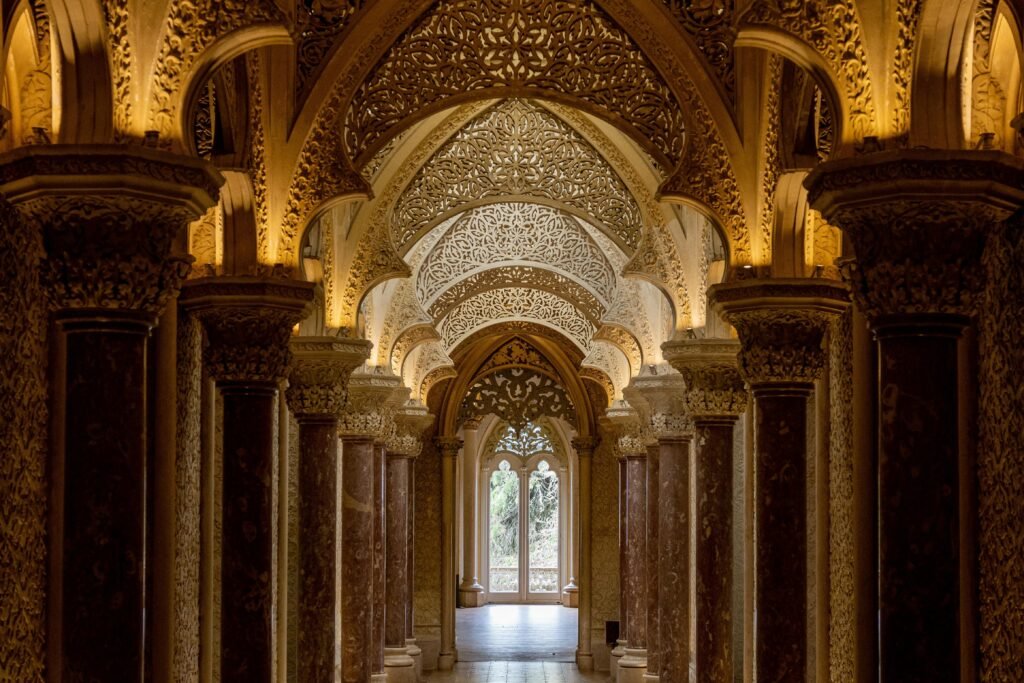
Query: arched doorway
[{"left": 483, "top": 421, "right": 567, "bottom": 604}]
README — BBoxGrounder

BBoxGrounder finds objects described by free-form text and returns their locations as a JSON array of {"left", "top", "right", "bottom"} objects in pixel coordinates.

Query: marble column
[
  {"left": 711, "top": 279, "right": 848, "bottom": 682},
  {"left": 619, "top": 443, "right": 649, "bottom": 683},
  {"left": 459, "top": 418, "right": 485, "bottom": 607},
  {"left": 0, "top": 147, "right": 221, "bottom": 681},
  {"left": 182, "top": 276, "right": 315, "bottom": 680},
  {"left": 806, "top": 151, "right": 1024, "bottom": 681},
  {"left": 572, "top": 436, "right": 598, "bottom": 671},
  {"left": 628, "top": 366, "right": 691, "bottom": 683},
  {"left": 285, "top": 338, "right": 371, "bottom": 683},
  {"left": 372, "top": 440, "right": 388, "bottom": 683},
  {"left": 406, "top": 452, "right": 423, "bottom": 681},
  {"left": 610, "top": 451, "right": 629, "bottom": 678},
  {"left": 664, "top": 340, "right": 748, "bottom": 683},
  {"left": 339, "top": 370, "right": 404, "bottom": 683},
  {"left": 437, "top": 436, "right": 463, "bottom": 670}
]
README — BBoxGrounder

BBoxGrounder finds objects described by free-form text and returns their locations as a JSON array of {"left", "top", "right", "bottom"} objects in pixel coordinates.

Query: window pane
[
  {"left": 528, "top": 461, "right": 559, "bottom": 593},
  {"left": 489, "top": 462, "right": 519, "bottom": 592}
]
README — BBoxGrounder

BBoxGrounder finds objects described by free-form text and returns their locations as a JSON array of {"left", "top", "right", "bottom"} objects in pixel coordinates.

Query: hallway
[
  {"left": 455, "top": 605, "right": 578, "bottom": 662},
  {"left": 427, "top": 661, "right": 602, "bottom": 682}
]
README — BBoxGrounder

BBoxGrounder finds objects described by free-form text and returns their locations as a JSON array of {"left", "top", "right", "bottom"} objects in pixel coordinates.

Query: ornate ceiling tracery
[
  {"left": 460, "top": 367, "right": 577, "bottom": 429},
  {"left": 392, "top": 98, "right": 645, "bottom": 251},
  {"left": 343, "top": 0, "right": 688, "bottom": 168}
]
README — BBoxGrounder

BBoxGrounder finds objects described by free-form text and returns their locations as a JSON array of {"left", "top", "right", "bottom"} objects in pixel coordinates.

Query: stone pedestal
[
  {"left": 437, "top": 436, "right": 463, "bottom": 670},
  {"left": 806, "top": 151, "right": 1024, "bottom": 681},
  {"left": 711, "top": 279, "right": 848, "bottom": 682},
  {"left": 0, "top": 145, "right": 221, "bottom": 681},
  {"left": 572, "top": 436, "right": 598, "bottom": 671},
  {"left": 182, "top": 276, "right": 315, "bottom": 680},
  {"left": 663, "top": 339, "right": 748, "bottom": 683},
  {"left": 286, "top": 338, "right": 371, "bottom": 682}
]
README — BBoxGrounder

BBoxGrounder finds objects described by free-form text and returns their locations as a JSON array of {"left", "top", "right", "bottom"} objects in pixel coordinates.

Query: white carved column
[
  {"left": 459, "top": 417, "right": 485, "bottom": 607},
  {"left": 437, "top": 435, "right": 463, "bottom": 670},
  {"left": 573, "top": 436, "right": 598, "bottom": 671}
]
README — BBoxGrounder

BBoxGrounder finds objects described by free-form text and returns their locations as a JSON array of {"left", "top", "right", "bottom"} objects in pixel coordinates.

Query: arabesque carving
[
  {"left": 338, "top": 369, "right": 404, "bottom": 438},
  {"left": 662, "top": 339, "right": 746, "bottom": 420},
  {"left": 287, "top": 338, "right": 372, "bottom": 417},
  {"left": 594, "top": 325, "right": 642, "bottom": 374},
  {"left": 344, "top": 0, "right": 687, "bottom": 167},
  {"left": 475, "top": 336, "right": 559, "bottom": 379},
  {"left": 392, "top": 99, "right": 644, "bottom": 251},
  {"left": 661, "top": 0, "right": 736, "bottom": 98},
  {"left": 294, "top": 1, "right": 366, "bottom": 97},
  {"left": 489, "top": 420, "right": 557, "bottom": 458},
  {"left": 417, "top": 203, "right": 617, "bottom": 308},
  {"left": 460, "top": 367, "right": 577, "bottom": 428},
  {"left": 19, "top": 0, "right": 52, "bottom": 144}
]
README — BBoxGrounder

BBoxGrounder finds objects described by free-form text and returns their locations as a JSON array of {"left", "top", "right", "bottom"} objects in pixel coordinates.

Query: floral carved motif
[
  {"left": 476, "top": 337, "right": 559, "bottom": 379},
  {"left": 662, "top": 339, "right": 747, "bottom": 420},
  {"left": 294, "top": 1, "right": 366, "bottom": 98},
  {"left": 661, "top": 0, "right": 736, "bottom": 98},
  {"left": 344, "top": 0, "right": 687, "bottom": 167},
  {"left": 287, "top": 338, "right": 372, "bottom": 417},
  {"left": 392, "top": 99, "right": 644, "bottom": 251},
  {"left": 460, "top": 367, "right": 577, "bottom": 429}
]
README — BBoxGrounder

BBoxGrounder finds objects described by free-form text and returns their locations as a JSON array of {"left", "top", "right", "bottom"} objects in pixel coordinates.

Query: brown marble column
[
  {"left": 406, "top": 453, "right": 423, "bottom": 680},
  {"left": 619, "top": 444, "right": 649, "bottom": 682},
  {"left": 0, "top": 146, "right": 220, "bottom": 681},
  {"left": 384, "top": 437, "right": 417, "bottom": 682},
  {"left": 572, "top": 436, "right": 598, "bottom": 671},
  {"left": 664, "top": 340, "right": 748, "bottom": 683},
  {"left": 642, "top": 441, "right": 659, "bottom": 683},
  {"left": 285, "top": 338, "right": 370, "bottom": 682},
  {"left": 372, "top": 440, "right": 388, "bottom": 683},
  {"left": 610, "top": 449, "right": 629, "bottom": 678},
  {"left": 339, "top": 370, "right": 404, "bottom": 683},
  {"left": 656, "top": 430, "right": 693, "bottom": 683},
  {"left": 807, "top": 151, "right": 1024, "bottom": 682},
  {"left": 182, "top": 277, "right": 314, "bottom": 681},
  {"left": 711, "top": 279, "right": 848, "bottom": 682},
  {"left": 437, "top": 436, "right": 463, "bottom": 670}
]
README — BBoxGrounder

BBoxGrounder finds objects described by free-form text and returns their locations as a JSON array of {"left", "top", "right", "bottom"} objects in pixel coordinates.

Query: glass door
[
  {"left": 488, "top": 460, "right": 521, "bottom": 600},
  {"left": 527, "top": 459, "right": 560, "bottom": 600}
]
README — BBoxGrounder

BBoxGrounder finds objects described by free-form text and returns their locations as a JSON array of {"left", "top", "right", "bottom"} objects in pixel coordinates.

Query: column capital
[
  {"left": 571, "top": 436, "right": 598, "bottom": 457},
  {"left": 286, "top": 337, "right": 372, "bottom": 418},
  {"left": 0, "top": 145, "right": 222, "bottom": 321},
  {"left": 626, "top": 366, "right": 694, "bottom": 440},
  {"left": 180, "top": 276, "right": 315, "bottom": 384},
  {"left": 805, "top": 149, "right": 1024, "bottom": 324},
  {"left": 662, "top": 339, "right": 747, "bottom": 421},
  {"left": 339, "top": 369, "right": 405, "bottom": 439},
  {"left": 709, "top": 279, "right": 849, "bottom": 387},
  {"left": 435, "top": 436, "right": 463, "bottom": 459}
]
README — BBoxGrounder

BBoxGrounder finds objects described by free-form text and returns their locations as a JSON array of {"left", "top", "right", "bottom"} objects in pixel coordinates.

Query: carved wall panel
[
  {"left": 417, "top": 202, "right": 617, "bottom": 307},
  {"left": 438, "top": 287, "right": 596, "bottom": 353},
  {"left": 474, "top": 336, "right": 560, "bottom": 379},
  {"left": 148, "top": 0, "right": 283, "bottom": 140},
  {"left": 18, "top": 1, "right": 52, "bottom": 144},
  {"left": 246, "top": 52, "right": 271, "bottom": 264},
  {"left": 459, "top": 367, "right": 577, "bottom": 428},
  {"left": 294, "top": 1, "right": 366, "bottom": 98},
  {"left": 343, "top": 0, "right": 687, "bottom": 167},
  {"left": 740, "top": 0, "right": 877, "bottom": 142},
  {"left": 758, "top": 54, "right": 782, "bottom": 263},
  {"left": 0, "top": 201, "right": 48, "bottom": 680},
  {"left": 103, "top": 0, "right": 133, "bottom": 137},
  {"left": 392, "top": 98, "right": 644, "bottom": 251},
  {"left": 662, "top": 0, "right": 736, "bottom": 99}
]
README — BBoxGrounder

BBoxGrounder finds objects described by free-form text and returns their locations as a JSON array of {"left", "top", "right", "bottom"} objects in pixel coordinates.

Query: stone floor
[
  {"left": 455, "top": 604, "right": 578, "bottom": 662},
  {"left": 426, "top": 661, "right": 604, "bottom": 682}
]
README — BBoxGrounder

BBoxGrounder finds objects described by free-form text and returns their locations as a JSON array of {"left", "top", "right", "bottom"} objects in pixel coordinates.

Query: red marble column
[
  {"left": 807, "top": 151, "right": 1024, "bottom": 681},
  {"left": 406, "top": 455, "right": 423, "bottom": 678},
  {"left": 711, "top": 279, "right": 847, "bottom": 683},
  {"left": 183, "top": 277, "right": 314, "bottom": 681},
  {"left": 611, "top": 454, "right": 629, "bottom": 672},
  {"left": 384, "top": 451, "right": 417, "bottom": 681},
  {"left": 286, "top": 338, "right": 369, "bottom": 683},
  {"left": 372, "top": 442, "right": 387, "bottom": 682},
  {"left": 340, "top": 434, "right": 376, "bottom": 683},
  {"left": 657, "top": 434, "right": 693, "bottom": 683},
  {"left": 620, "top": 450, "right": 649, "bottom": 679},
  {"left": 0, "top": 147, "right": 221, "bottom": 681},
  {"left": 643, "top": 443, "right": 660, "bottom": 682}
]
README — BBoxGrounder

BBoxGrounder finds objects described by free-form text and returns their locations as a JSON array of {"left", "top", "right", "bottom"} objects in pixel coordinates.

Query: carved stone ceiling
[
  {"left": 392, "top": 98, "right": 645, "bottom": 252},
  {"left": 344, "top": 0, "right": 688, "bottom": 168}
]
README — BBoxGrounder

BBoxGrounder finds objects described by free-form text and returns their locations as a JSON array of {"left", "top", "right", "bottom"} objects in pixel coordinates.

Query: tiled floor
[
  {"left": 455, "top": 604, "right": 578, "bottom": 662},
  {"left": 426, "top": 661, "right": 604, "bottom": 682}
]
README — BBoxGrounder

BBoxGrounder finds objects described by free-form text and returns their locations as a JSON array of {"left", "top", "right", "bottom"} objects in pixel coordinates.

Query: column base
[
  {"left": 437, "top": 652, "right": 456, "bottom": 671},
  {"left": 610, "top": 640, "right": 626, "bottom": 680},
  {"left": 618, "top": 648, "right": 648, "bottom": 683},
  {"left": 576, "top": 651, "right": 594, "bottom": 671},
  {"left": 406, "top": 638, "right": 423, "bottom": 682},
  {"left": 371, "top": 674, "right": 388, "bottom": 683},
  {"left": 641, "top": 673, "right": 659, "bottom": 683},
  {"left": 458, "top": 583, "right": 485, "bottom": 607},
  {"left": 562, "top": 584, "right": 579, "bottom": 608},
  {"left": 384, "top": 647, "right": 416, "bottom": 683}
]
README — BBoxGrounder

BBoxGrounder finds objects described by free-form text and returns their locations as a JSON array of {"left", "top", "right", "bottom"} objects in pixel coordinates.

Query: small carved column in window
[
  {"left": 0, "top": 146, "right": 221, "bottom": 682},
  {"left": 664, "top": 339, "right": 748, "bottom": 683},
  {"left": 285, "top": 337, "right": 371, "bottom": 683},
  {"left": 711, "top": 279, "right": 848, "bottom": 683},
  {"left": 182, "top": 275, "right": 315, "bottom": 681},
  {"left": 807, "top": 151, "right": 1024, "bottom": 681}
]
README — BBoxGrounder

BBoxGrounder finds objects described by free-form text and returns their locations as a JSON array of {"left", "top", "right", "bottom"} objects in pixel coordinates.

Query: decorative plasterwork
[
  {"left": 661, "top": 0, "right": 736, "bottom": 99},
  {"left": 581, "top": 340, "right": 629, "bottom": 400},
  {"left": 246, "top": 52, "right": 271, "bottom": 263},
  {"left": 459, "top": 367, "right": 577, "bottom": 429},
  {"left": 485, "top": 419, "right": 566, "bottom": 464},
  {"left": 593, "top": 324, "right": 642, "bottom": 375},
  {"left": 18, "top": 1, "right": 52, "bottom": 144},
  {"left": 294, "top": 1, "right": 366, "bottom": 98},
  {"left": 390, "top": 324, "right": 441, "bottom": 376},
  {"left": 417, "top": 202, "right": 617, "bottom": 307},
  {"left": 970, "top": 0, "right": 1010, "bottom": 149},
  {"left": 392, "top": 98, "right": 644, "bottom": 251},
  {"left": 409, "top": 341, "right": 456, "bottom": 404},
  {"left": 102, "top": 0, "right": 133, "bottom": 137},
  {"left": 148, "top": 0, "right": 284, "bottom": 140},
  {"left": 343, "top": 0, "right": 687, "bottom": 167},
  {"left": 427, "top": 265, "right": 605, "bottom": 324},
  {"left": 375, "top": 278, "right": 432, "bottom": 367},
  {"left": 602, "top": 277, "right": 658, "bottom": 362},
  {"left": 438, "top": 287, "right": 596, "bottom": 353},
  {"left": 758, "top": 54, "right": 782, "bottom": 263},
  {"left": 740, "top": 0, "right": 878, "bottom": 142},
  {"left": 474, "top": 337, "right": 559, "bottom": 378}
]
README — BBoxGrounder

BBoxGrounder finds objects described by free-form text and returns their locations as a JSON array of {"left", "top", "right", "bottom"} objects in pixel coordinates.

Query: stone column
[
  {"left": 610, "top": 449, "right": 628, "bottom": 678},
  {"left": 459, "top": 418, "right": 485, "bottom": 607},
  {"left": 0, "top": 146, "right": 221, "bottom": 681},
  {"left": 806, "top": 151, "right": 1024, "bottom": 682},
  {"left": 437, "top": 436, "right": 463, "bottom": 670},
  {"left": 285, "top": 338, "right": 371, "bottom": 682},
  {"left": 181, "top": 276, "right": 315, "bottom": 680},
  {"left": 338, "top": 370, "right": 404, "bottom": 683},
  {"left": 373, "top": 439, "right": 388, "bottom": 683},
  {"left": 563, "top": 456, "right": 580, "bottom": 607},
  {"left": 400, "top": 404, "right": 432, "bottom": 681},
  {"left": 572, "top": 436, "right": 598, "bottom": 671},
  {"left": 629, "top": 366, "right": 692, "bottom": 683},
  {"left": 619, "top": 440, "right": 649, "bottom": 683},
  {"left": 663, "top": 340, "right": 748, "bottom": 683},
  {"left": 710, "top": 279, "right": 848, "bottom": 682}
]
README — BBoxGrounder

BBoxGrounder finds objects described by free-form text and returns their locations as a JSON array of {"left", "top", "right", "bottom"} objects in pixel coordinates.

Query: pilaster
[{"left": 572, "top": 435, "right": 598, "bottom": 672}]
